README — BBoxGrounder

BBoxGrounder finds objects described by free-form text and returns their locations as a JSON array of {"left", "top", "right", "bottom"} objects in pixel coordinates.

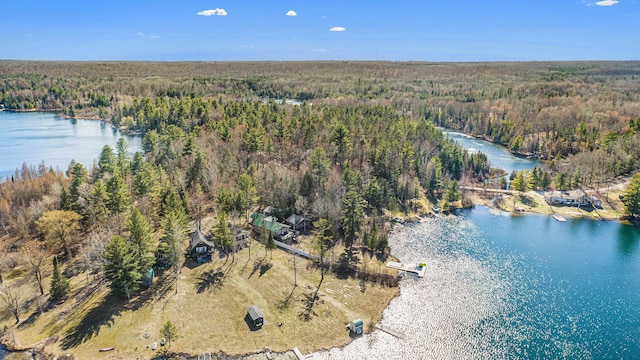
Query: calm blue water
[
  {"left": 444, "top": 130, "right": 542, "bottom": 175},
  {"left": 322, "top": 211, "right": 640, "bottom": 360},
  {"left": 0, "top": 112, "right": 142, "bottom": 179},
  {"left": 320, "top": 131, "right": 639, "bottom": 359}
]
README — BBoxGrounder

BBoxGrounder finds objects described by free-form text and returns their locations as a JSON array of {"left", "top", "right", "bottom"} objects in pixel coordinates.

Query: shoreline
[{"left": 464, "top": 187, "right": 626, "bottom": 223}]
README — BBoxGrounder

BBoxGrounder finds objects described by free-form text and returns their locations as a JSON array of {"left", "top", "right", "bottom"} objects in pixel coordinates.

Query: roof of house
[
  {"left": 545, "top": 190, "right": 586, "bottom": 200},
  {"left": 230, "top": 224, "right": 248, "bottom": 235},
  {"left": 250, "top": 212, "right": 288, "bottom": 233},
  {"left": 246, "top": 305, "right": 264, "bottom": 321},
  {"left": 285, "top": 214, "right": 310, "bottom": 226},
  {"left": 189, "top": 229, "right": 215, "bottom": 251}
]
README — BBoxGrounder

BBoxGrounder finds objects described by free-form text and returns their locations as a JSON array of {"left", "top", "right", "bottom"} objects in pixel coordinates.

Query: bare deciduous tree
[
  {"left": 0, "top": 284, "right": 22, "bottom": 323},
  {"left": 22, "top": 241, "right": 49, "bottom": 295}
]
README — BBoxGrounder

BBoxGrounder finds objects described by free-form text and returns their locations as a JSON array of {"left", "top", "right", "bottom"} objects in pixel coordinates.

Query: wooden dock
[
  {"left": 386, "top": 261, "right": 427, "bottom": 277},
  {"left": 375, "top": 324, "right": 405, "bottom": 340}
]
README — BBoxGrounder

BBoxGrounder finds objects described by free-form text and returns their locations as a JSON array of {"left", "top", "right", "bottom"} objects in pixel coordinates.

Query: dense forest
[
  {"left": 1, "top": 60, "right": 640, "bottom": 357},
  {"left": 2, "top": 60, "right": 639, "bottom": 183}
]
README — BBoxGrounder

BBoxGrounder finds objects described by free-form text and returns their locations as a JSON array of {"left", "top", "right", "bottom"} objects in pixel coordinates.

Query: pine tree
[
  {"left": 213, "top": 211, "right": 233, "bottom": 257},
  {"left": 97, "top": 144, "right": 117, "bottom": 177},
  {"left": 623, "top": 172, "right": 640, "bottom": 218},
  {"left": 342, "top": 189, "right": 365, "bottom": 249},
  {"left": 159, "top": 320, "right": 179, "bottom": 352},
  {"left": 103, "top": 235, "right": 142, "bottom": 300},
  {"left": 127, "top": 208, "right": 155, "bottom": 272},
  {"left": 160, "top": 211, "right": 187, "bottom": 293},
  {"left": 106, "top": 173, "right": 131, "bottom": 214},
  {"left": 50, "top": 257, "right": 70, "bottom": 302}
]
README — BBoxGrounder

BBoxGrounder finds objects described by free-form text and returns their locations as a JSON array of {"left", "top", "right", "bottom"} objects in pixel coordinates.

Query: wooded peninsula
[{"left": 1, "top": 61, "right": 640, "bottom": 359}]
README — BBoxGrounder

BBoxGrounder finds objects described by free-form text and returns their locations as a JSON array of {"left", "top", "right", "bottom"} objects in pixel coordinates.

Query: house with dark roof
[
  {"left": 285, "top": 214, "right": 312, "bottom": 234},
  {"left": 246, "top": 305, "right": 264, "bottom": 328},
  {"left": 188, "top": 229, "right": 215, "bottom": 263}
]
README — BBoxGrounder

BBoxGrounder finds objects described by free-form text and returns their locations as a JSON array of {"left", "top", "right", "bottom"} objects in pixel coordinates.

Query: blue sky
[{"left": 1, "top": 0, "right": 638, "bottom": 61}]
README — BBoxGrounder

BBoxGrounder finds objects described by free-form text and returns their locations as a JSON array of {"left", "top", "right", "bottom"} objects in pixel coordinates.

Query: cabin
[
  {"left": 544, "top": 190, "right": 601, "bottom": 208},
  {"left": 285, "top": 214, "right": 312, "bottom": 234},
  {"left": 188, "top": 229, "right": 215, "bottom": 263},
  {"left": 249, "top": 212, "right": 294, "bottom": 243},
  {"left": 231, "top": 224, "right": 250, "bottom": 252},
  {"left": 155, "top": 248, "right": 171, "bottom": 269},
  {"left": 246, "top": 305, "right": 264, "bottom": 327}
]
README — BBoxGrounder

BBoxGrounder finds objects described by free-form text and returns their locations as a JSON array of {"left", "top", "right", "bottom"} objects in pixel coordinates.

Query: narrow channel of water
[{"left": 443, "top": 130, "right": 541, "bottom": 175}]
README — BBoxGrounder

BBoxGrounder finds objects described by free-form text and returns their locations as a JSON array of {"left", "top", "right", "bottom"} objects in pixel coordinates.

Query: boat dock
[
  {"left": 375, "top": 324, "right": 405, "bottom": 339},
  {"left": 386, "top": 261, "right": 427, "bottom": 277},
  {"left": 552, "top": 214, "right": 567, "bottom": 222}
]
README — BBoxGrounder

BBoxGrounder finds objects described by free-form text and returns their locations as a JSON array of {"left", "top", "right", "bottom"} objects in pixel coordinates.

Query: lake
[
  {"left": 0, "top": 111, "right": 142, "bottom": 179},
  {"left": 320, "top": 210, "right": 640, "bottom": 359},
  {"left": 317, "top": 130, "right": 640, "bottom": 359}
]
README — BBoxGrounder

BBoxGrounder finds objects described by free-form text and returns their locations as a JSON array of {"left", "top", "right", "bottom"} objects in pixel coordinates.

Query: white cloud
[
  {"left": 137, "top": 32, "right": 160, "bottom": 39},
  {"left": 312, "top": 48, "right": 331, "bottom": 53},
  {"left": 286, "top": 10, "right": 297, "bottom": 16},
  {"left": 595, "top": 0, "right": 619, "bottom": 5},
  {"left": 198, "top": 8, "right": 228, "bottom": 16},
  {"left": 329, "top": 27, "right": 346, "bottom": 32}
]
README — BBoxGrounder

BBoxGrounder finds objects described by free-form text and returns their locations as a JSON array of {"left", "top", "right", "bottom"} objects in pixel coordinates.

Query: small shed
[
  {"left": 246, "top": 305, "right": 264, "bottom": 327},
  {"left": 349, "top": 319, "right": 364, "bottom": 335}
]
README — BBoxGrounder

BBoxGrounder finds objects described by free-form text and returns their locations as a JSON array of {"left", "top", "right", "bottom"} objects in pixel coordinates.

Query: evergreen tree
[
  {"left": 97, "top": 144, "right": 117, "bottom": 177},
  {"left": 313, "top": 219, "right": 332, "bottom": 283},
  {"left": 159, "top": 320, "right": 179, "bottom": 352},
  {"left": 213, "top": 211, "right": 233, "bottom": 256},
  {"left": 50, "top": 257, "right": 70, "bottom": 302},
  {"left": 623, "top": 172, "right": 640, "bottom": 218},
  {"left": 446, "top": 180, "right": 461, "bottom": 202},
  {"left": 237, "top": 172, "right": 258, "bottom": 217},
  {"left": 266, "top": 232, "right": 277, "bottom": 262},
  {"left": 68, "top": 162, "right": 88, "bottom": 211},
  {"left": 160, "top": 211, "right": 187, "bottom": 293},
  {"left": 541, "top": 171, "right": 552, "bottom": 190},
  {"left": 106, "top": 172, "right": 131, "bottom": 214},
  {"left": 116, "top": 138, "right": 131, "bottom": 176},
  {"left": 89, "top": 179, "right": 109, "bottom": 223},
  {"left": 309, "top": 147, "right": 330, "bottom": 191},
  {"left": 103, "top": 235, "right": 142, "bottom": 300},
  {"left": 127, "top": 208, "right": 155, "bottom": 272},
  {"left": 342, "top": 189, "right": 365, "bottom": 249}
]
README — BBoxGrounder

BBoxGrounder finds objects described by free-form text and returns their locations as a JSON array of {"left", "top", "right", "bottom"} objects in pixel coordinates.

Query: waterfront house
[
  {"left": 544, "top": 189, "right": 600, "bottom": 208},
  {"left": 188, "top": 229, "right": 215, "bottom": 263}
]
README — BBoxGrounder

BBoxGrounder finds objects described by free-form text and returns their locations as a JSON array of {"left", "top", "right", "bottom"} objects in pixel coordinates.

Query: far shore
[{"left": 463, "top": 184, "right": 627, "bottom": 223}]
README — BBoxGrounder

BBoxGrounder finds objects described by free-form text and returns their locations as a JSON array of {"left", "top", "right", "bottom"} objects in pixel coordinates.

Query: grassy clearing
[{"left": 1, "top": 238, "right": 399, "bottom": 359}]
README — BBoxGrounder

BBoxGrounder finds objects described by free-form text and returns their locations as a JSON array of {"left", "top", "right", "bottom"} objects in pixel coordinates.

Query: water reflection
[
  {"left": 617, "top": 225, "right": 640, "bottom": 257},
  {"left": 319, "top": 212, "right": 640, "bottom": 359}
]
